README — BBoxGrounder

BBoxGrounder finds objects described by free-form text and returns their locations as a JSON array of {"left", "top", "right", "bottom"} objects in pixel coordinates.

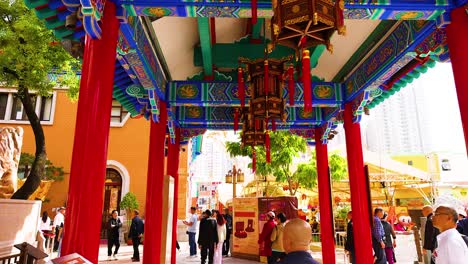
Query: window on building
[
  {"left": 110, "top": 99, "right": 129, "bottom": 124},
  {"left": 407, "top": 160, "right": 413, "bottom": 166},
  {"left": 0, "top": 91, "right": 55, "bottom": 123}
]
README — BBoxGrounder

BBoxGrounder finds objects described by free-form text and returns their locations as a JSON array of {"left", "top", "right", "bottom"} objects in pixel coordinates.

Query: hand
[
  {"left": 138, "top": 234, "right": 142, "bottom": 238},
  {"left": 345, "top": 250, "right": 349, "bottom": 255},
  {"left": 380, "top": 241, "right": 385, "bottom": 249},
  {"left": 393, "top": 241, "right": 396, "bottom": 248},
  {"left": 198, "top": 245, "right": 202, "bottom": 250},
  {"left": 422, "top": 249, "right": 427, "bottom": 254},
  {"left": 183, "top": 221, "right": 187, "bottom": 225}
]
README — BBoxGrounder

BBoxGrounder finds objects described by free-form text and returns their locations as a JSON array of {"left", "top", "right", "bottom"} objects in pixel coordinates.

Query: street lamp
[{"left": 225, "top": 165, "right": 244, "bottom": 198}]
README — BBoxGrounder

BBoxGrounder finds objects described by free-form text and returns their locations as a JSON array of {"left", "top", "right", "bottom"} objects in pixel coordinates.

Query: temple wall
[{"left": 10, "top": 90, "right": 189, "bottom": 221}]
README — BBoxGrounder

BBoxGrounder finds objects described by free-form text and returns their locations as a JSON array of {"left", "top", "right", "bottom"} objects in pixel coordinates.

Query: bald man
[
  {"left": 277, "top": 218, "right": 319, "bottom": 264},
  {"left": 432, "top": 205, "right": 468, "bottom": 264}
]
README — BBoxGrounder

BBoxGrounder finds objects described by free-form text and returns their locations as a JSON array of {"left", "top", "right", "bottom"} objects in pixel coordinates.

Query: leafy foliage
[
  {"left": 0, "top": 0, "right": 80, "bottom": 98},
  {"left": 226, "top": 132, "right": 348, "bottom": 195},
  {"left": 18, "top": 153, "right": 65, "bottom": 181},
  {"left": 120, "top": 192, "right": 139, "bottom": 212}
]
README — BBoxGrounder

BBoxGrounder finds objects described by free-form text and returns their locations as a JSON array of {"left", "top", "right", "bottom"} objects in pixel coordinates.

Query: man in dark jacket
[
  {"left": 129, "top": 210, "right": 144, "bottom": 262},
  {"left": 107, "top": 210, "right": 122, "bottom": 260},
  {"left": 223, "top": 208, "right": 233, "bottom": 257},
  {"left": 422, "top": 205, "right": 439, "bottom": 264},
  {"left": 344, "top": 211, "right": 355, "bottom": 264},
  {"left": 198, "top": 210, "right": 218, "bottom": 264}
]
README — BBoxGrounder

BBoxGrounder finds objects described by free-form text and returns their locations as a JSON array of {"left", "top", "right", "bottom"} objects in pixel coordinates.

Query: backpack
[{"left": 462, "top": 234, "right": 468, "bottom": 248}]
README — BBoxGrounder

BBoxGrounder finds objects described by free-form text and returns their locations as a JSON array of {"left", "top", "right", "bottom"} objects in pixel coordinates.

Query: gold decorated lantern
[
  {"left": 271, "top": 0, "right": 346, "bottom": 51},
  {"left": 240, "top": 57, "right": 290, "bottom": 123},
  {"left": 241, "top": 109, "right": 265, "bottom": 148}
]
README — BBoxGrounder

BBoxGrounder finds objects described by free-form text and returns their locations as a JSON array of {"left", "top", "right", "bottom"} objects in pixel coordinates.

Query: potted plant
[{"left": 120, "top": 192, "right": 139, "bottom": 245}]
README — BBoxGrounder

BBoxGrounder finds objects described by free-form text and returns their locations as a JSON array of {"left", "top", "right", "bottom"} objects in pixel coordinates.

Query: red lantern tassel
[
  {"left": 264, "top": 60, "right": 269, "bottom": 95},
  {"left": 302, "top": 50, "right": 312, "bottom": 112},
  {"left": 251, "top": 0, "right": 257, "bottom": 25},
  {"left": 265, "top": 131, "right": 271, "bottom": 163},
  {"left": 238, "top": 68, "right": 245, "bottom": 108},
  {"left": 252, "top": 149, "right": 257, "bottom": 173},
  {"left": 288, "top": 65, "right": 294, "bottom": 106},
  {"left": 272, "top": 119, "right": 276, "bottom": 131},
  {"left": 234, "top": 109, "right": 239, "bottom": 133}
]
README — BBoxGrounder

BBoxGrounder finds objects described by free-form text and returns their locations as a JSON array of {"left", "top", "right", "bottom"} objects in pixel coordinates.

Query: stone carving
[{"left": 0, "top": 127, "right": 23, "bottom": 198}]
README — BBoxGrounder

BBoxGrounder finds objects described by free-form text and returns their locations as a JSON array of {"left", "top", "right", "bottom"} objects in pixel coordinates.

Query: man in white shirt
[
  {"left": 432, "top": 205, "right": 468, "bottom": 264},
  {"left": 53, "top": 207, "right": 65, "bottom": 251},
  {"left": 183, "top": 207, "right": 198, "bottom": 257}
]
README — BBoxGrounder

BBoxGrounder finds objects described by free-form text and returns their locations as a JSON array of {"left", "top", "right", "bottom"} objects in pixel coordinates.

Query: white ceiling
[
  {"left": 314, "top": 19, "right": 381, "bottom": 81},
  {"left": 152, "top": 18, "right": 380, "bottom": 81}
]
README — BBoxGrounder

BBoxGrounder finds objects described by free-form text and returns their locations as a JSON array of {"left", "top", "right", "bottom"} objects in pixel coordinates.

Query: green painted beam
[
  {"left": 197, "top": 18, "right": 213, "bottom": 76},
  {"left": 194, "top": 43, "right": 295, "bottom": 68},
  {"left": 252, "top": 19, "right": 264, "bottom": 40},
  {"left": 332, "top": 20, "right": 396, "bottom": 82},
  {"left": 309, "top": 45, "right": 325, "bottom": 69}
]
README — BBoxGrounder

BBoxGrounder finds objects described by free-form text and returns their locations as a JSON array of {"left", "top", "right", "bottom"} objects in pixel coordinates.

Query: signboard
[
  {"left": 232, "top": 198, "right": 259, "bottom": 258},
  {"left": 51, "top": 253, "right": 92, "bottom": 264}
]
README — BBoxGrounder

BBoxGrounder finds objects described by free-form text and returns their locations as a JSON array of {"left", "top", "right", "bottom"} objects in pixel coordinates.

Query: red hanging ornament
[
  {"left": 252, "top": 149, "right": 257, "bottom": 173},
  {"left": 272, "top": 119, "right": 276, "bottom": 132},
  {"left": 255, "top": 119, "right": 260, "bottom": 130},
  {"left": 264, "top": 60, "right": 269, "bottom": 95},
  {"left": 234, "top": 108, "right": 239, "bottom": 133},
  {"left": 251, "top": 0, "right": 257, "bottom": 25},
  {"left": 238, "top": 67, "right": 245, "bottom": 108},
  {"left": 302, "top": 50, "right": 312, "bottom": 113},
  {"left": 288, "top": 65, "right": 295, "bottom": 106},
  {"left": 265, "top": 131, "right": 271, "bottom": 163}
]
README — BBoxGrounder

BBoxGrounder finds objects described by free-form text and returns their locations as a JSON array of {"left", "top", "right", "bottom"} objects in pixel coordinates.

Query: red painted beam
[{"left": 61, "top": 2, "right": 119, "bottom": 263}]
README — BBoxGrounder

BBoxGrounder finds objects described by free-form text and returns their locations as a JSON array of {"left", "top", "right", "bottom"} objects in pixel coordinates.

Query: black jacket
[
  {"left": 345, "top": 220, "right": 354, "bottom": 252},
  {"left": 198, "top": 217, "right": 218, "bottom": 246},
  {"left": 129, "top": 216, "right": 144, "bottom": 239},
  {"left": 107, "top": 217, "right": 122, "bottom": 239},
  {"left": 423, "top": 213, "right": 439, "bottom": 251}
]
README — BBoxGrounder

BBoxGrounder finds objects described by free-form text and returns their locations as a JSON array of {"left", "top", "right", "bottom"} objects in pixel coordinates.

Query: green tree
[
  {"left": 19, "top": 153, "right": 65, "bottom": 182},
  {"left": 294, "top": 151, "right": 348, "bottom": 189},
  {"left": 0, "top": 1, "right": 79, "bottom": 199},
  {"left": 226, "top": 131, "right": 307, "bottom": 196}
]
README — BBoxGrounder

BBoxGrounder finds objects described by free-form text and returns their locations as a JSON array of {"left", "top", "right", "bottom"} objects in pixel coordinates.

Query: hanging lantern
[
  {"left": 240, "top": 57, "right": 291, "bottom": 123},
  {"left": 241, "top": 109, "right": 265, "bottom": 148},
  {"left": 271, "top": 0, "right": 346, "bottom": 51},
  {"left": 237, "top": 169, "right": 245, "bottom": 183}
]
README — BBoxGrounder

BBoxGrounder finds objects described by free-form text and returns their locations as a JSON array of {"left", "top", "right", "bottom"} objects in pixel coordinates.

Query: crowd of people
[{"left": 344, "top": 205, "right": 468, "bottom": 264}]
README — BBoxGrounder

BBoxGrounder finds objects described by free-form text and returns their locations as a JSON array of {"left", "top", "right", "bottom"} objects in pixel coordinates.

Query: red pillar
[
  {"left": 343, "top": 103, "right": 374, "bottom": 263},
  {"left": 314, "top": 128, "right": 335, "bottom": 264},
  {"left": 61, "top": 3, "right": 119, "bottom": 263},
  {"left": 168, "top": 128, "right": 181, "bottom": 264},
  {"left": 143, "top": 102, "right": 168, "bottom": 263},
  {"left": 446, "top": 6, "right": 468, "bottom": 155}
]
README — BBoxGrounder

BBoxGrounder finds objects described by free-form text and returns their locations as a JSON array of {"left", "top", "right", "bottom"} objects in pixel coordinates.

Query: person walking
[
  {"left": 381, "top": 213, "right": 396, "bottom": 264},
  {"left": 128, "top": 210, "right": 144, "bottom": 262},
  {"left": 372, "top": 207, "right": 387, "bottom": 264},
  {"left": 259, "top": 211, "right": 277, "bottom": 264},
  {"left": 422, "top": 205, "right": 439, "bottom": 264},
  {"left": 107, "top": 210, "right": 122, "bottom": 261},
  {"left": 198, "top": 210, "right": 218, "bottom": 264},
  {"left": 213, "top": 210, "right": 226, "bottom": 264},
  {"left": 277, "top": 218, "right": 319, "bottom": 264},
  {"left": 222, "top": 208, "right": 232, "bottom": 257},
  {"left": 183, "top": 206, "right": 199, "bottom": 257},
  {"left": 270, "top": 212, "right": 287, "bottom": 263},
  {"left": 53, "top": 207, "right": 65, "bottom": 251},
  {"left": 344, "top": 211, "right": 355, "bottom": 264},
  {"left": 432, "top": 205, "right": 468, "bottom": 264}
]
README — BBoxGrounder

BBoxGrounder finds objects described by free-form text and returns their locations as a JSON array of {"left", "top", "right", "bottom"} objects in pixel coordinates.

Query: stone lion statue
[{"left": 0, "top": 127, "right": 23, "bottom": 198}]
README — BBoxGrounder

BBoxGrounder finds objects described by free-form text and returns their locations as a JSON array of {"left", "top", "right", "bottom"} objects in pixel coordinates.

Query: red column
[
  {"left": 168, "top": 128, "right": 181, "bottom": 264},
  {"left": 61, "top": 3, "right": 119, "bottom": 263},
  {"left": 143, "top": 102, "right": 168, "bottom": 263},
  {"left": 314, "top": 128, "right": 335, "bottom": 264},
  {"left": 446, "top": 6, "right": 468, "bottom": 155},
  {"left": 343, "top": 103, "right": 374, "bottom": 263}
]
